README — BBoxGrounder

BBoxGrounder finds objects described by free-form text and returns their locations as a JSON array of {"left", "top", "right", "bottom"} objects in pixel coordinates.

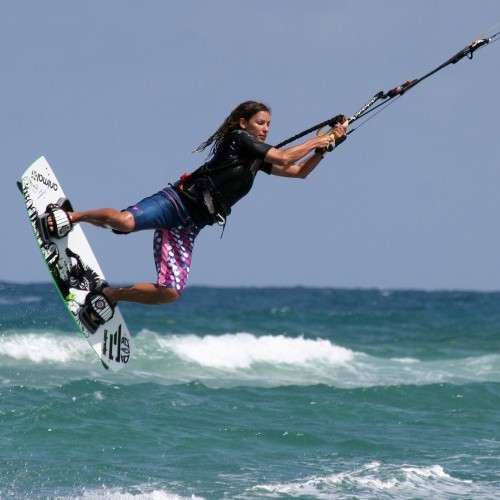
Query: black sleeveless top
[{"left": 175, "top": 130, "right": 273, "bottom": 227}]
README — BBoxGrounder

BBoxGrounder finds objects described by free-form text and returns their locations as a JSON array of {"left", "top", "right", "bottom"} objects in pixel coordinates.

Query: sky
[{"left": 1, "top": 1, "right": 499, "bottom": 290}]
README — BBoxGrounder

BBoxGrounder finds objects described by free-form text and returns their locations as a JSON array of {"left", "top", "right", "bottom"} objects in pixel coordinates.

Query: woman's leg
[
  {"left": 70, "top": 208, "right": 135, "bottom": 233},
  {"left": 102, "top": 283, "right": 180, "bottom": 305},
  {"left": 71, "top": 191, "right": 198, "bottom": 309},
  {"left": 95, "top": 226, "right": 198, "bottom": 307}
]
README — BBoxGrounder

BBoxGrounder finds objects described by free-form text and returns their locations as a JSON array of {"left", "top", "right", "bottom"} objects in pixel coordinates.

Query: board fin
[{"left": 16, "top": 181, "right": 23, "bottom": 193}]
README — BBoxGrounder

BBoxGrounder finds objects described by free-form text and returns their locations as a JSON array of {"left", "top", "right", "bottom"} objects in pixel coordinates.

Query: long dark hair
[{"left": 195, "top": 100, "right": 271, "bottom": 156}]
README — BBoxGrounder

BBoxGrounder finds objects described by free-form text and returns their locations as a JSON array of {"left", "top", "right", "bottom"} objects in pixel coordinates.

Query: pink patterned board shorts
[
  {"left": 153, "top": 226, "right": 198, "bottom": 294},
  {"left": 121, "top": 187, "right": 200, "bottom": 295}
]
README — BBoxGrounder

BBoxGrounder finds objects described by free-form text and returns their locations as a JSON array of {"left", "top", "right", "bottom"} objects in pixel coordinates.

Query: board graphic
[{"left": 18, "top": 156, "right": 133, "bottom": 371}]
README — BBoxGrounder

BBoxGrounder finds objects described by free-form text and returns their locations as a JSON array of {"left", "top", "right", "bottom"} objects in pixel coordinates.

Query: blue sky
[{"left": 2, "top": 1, "right": 499, "bottom": 290}]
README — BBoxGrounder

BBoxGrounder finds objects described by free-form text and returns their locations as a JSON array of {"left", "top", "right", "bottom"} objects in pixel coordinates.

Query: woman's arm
[
  {"left": 266, "top": 123, "right": 347, "bottom": 179},
  {"left": 270, "top": 150, "right": 324, "bottom": 178}
]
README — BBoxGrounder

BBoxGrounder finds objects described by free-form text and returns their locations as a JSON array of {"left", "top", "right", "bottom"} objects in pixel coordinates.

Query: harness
[
  {"left": 175, "top": 131, "right": 272, "bottom": 230},
  {"left": 175, "top": 166, "right": 232, "bottom": 227}
]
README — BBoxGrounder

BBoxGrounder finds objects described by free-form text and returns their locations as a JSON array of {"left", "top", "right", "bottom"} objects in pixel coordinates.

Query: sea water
[{"left": 1, "top": 283, "right": 499, "bottom": 499}]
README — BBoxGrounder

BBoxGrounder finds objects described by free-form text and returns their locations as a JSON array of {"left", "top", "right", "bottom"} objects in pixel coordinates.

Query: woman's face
[{"left": 239, "top": 111, "right": 271, "bottom": 142}]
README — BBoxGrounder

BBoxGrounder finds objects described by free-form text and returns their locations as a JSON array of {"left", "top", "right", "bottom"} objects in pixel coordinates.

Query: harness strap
[{"left": 175, "top": 174, "right": 229, "bottom": 227}]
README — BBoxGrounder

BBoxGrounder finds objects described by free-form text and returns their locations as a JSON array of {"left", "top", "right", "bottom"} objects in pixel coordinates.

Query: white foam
[
  {"left": 75, "top": 485, "right": 204, "bottom": 499},
  {"left": 4, "top": 330, "right": 500, "bottom": 389},
  {"left": 0, "top": 332, "right": 88, "bottom": 364},
  {"left": 135, "top": 330, "right": 500, "bottom": 388},
  {"left": 158, "top": 332, "right": 354, "bottom": 370},
  {"left": 253, "top": 461, "right": 484, "bottom": 498}
]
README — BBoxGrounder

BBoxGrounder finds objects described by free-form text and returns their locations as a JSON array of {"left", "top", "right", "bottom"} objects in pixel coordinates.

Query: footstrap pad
[
  {"left": 78, "top": 282, "right": 115, "bottom": 334},
  {"left": 50, "top": 205, "right": 73, "bottom": 238},
  {"left": 88, "top": 293, "right": 114, "bottom": 323},
  {"left": 38, "top": 198, "right": 74, "bottom": 242}
]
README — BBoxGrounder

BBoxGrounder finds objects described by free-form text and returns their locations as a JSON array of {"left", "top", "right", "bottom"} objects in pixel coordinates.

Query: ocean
[{"left": 1, "top": 282, "right": 499, "bottom": 499}]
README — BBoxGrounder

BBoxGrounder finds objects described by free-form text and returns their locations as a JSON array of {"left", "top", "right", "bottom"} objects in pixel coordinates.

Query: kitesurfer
[{"left": 40, "top": 101, "right": 346, "bottom": 328}]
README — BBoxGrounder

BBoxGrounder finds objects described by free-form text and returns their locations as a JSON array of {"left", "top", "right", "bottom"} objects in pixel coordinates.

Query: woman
[{"left": 41, "top": 101, "right": 347, "bottom": 330}]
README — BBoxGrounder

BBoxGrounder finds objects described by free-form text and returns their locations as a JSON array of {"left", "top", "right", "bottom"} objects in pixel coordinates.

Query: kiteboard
[{"left": 18, "top": 156, "right": 133, "bottom": 371}]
